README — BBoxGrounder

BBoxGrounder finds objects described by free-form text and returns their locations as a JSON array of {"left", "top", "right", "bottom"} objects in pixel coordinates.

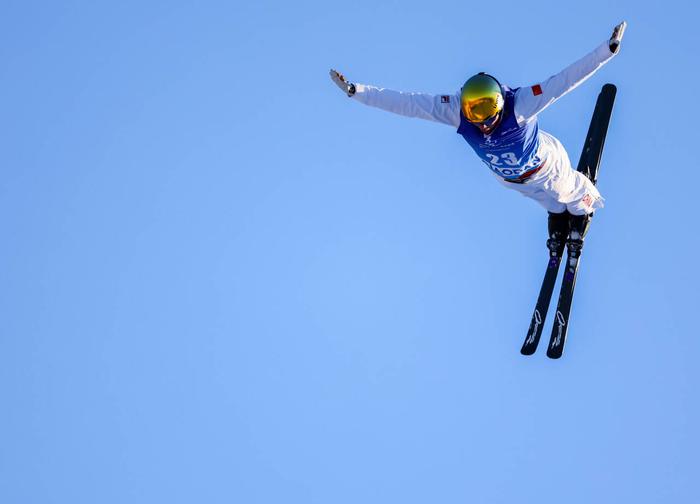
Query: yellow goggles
[{"left": 461, "top": 74, "right": 504, "bottom": 123}]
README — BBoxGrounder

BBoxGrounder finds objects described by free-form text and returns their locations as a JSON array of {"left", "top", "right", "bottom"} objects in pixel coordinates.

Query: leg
[
  {"left": 497, "top": 177, "right": 567, "bottom": 213},
  {"left": 564, "top": 173, "right": 604, "bottom": 215},
  {"left": 535, "top": 133, "right": 604, "bottom": 216}
]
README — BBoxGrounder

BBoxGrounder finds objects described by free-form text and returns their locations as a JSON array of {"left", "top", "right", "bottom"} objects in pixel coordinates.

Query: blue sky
[{"left": 1, "top": 1, "right": 698, "bottom": 503}]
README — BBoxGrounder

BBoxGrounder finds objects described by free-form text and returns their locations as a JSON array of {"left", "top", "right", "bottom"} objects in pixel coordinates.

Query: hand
[
  {"left": 329, "top": 69, "right": 356, "bottom": 97},
  {"left": 609, "top": 21, "right": 627, "bottom": 54}
]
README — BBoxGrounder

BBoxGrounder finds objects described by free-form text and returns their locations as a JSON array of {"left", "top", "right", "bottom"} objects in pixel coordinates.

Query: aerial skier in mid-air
[{"left": 329, "top": 22, "right": 627, "bottom": 357}]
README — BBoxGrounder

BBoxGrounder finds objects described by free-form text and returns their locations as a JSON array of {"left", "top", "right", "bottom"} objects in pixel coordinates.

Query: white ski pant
[{"left": 496, "top": 131, "right": 604, "bottom": 215}]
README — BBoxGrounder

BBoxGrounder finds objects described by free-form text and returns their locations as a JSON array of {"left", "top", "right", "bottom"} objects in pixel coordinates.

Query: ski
[
  {"left": 521, "top": 245, "right": 564, "bottom": 355},
  {"left": 547, "top": 243, "right": 583, "bottom": 359},
  {"left": 545, "top": 84, "right": 617, "bottom": 359}
]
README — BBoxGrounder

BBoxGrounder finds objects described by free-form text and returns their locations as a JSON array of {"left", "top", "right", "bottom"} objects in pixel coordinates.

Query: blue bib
[{"left": 457, "top": 86, "right": 543, "bottom": 179}]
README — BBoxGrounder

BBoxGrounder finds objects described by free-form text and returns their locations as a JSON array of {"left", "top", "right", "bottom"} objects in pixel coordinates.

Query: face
[{"left": 472, "top": 112, "right": 502, "bottom": 134}]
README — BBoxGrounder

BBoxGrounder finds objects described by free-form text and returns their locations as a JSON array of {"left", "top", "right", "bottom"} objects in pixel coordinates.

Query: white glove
[
  {"left": 329, "top": 69, "right": 356, "bottom": 97},
  {"left": 609, "top": 21, "right": 627, "bottom": 54}
]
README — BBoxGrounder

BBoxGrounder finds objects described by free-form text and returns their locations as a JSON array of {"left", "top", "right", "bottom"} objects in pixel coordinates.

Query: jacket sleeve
[
  {"left": 514, "top": 40, "right": 617, "bottom": 125},
  {"left": 352, "top": 83, "right": 461, "bottom": 127}
]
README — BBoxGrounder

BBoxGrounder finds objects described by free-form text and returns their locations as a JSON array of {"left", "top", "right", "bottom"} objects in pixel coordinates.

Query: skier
[{"left": 330, "top": 22, "right": 626, "bottom": 249}]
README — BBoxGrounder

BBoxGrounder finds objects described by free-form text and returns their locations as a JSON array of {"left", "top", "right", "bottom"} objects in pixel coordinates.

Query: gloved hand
[
  {"left": 609, "top": 21, "right": 627, "bottom": 54},
  {"left": 329, "top": 69, "right": 356, "bottom": 97}
]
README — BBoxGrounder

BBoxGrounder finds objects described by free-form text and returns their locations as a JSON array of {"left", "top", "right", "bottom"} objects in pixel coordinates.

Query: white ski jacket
[{"left": 351, "top": 40, "right": 617, "bottom": 128}]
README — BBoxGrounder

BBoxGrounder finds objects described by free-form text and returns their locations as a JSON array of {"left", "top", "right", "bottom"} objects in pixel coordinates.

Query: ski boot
[
  {"left": 566, "top": 213, "right": 592, "bottom": 259},
  {"left": 547, "top": 211, "right": 570, "bottom": 259}
]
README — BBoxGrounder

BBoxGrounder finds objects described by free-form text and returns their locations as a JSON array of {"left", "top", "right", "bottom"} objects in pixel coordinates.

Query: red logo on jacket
[{"left": 531, "top": 84, "right": 543, "bottom": 96}]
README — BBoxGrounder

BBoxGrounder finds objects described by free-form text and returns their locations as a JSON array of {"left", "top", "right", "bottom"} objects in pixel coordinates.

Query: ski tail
[{"left": 546, "top": 252, "right": 580, "bottom": 359}]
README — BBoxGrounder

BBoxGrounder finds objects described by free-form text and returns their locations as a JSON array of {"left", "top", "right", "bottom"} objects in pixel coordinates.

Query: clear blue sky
[{"left": 1, "top": 1, "right": 698, "bottom": 503}]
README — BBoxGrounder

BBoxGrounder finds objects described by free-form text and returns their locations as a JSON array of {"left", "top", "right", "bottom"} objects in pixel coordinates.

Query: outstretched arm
[
  {"left": 329, "top": 69, "right": 461, "bottom": 127},
  {"left": 514, "top": 22, "right": 627, "bottom": 125}
]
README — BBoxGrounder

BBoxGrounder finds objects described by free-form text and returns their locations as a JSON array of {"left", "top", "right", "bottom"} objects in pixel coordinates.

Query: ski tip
[
  {"left": 520, "top": 347, "right": 536, "bottom": 356},
  {"left": 602, "top": 83, "right": 617, "bottom": 94}
]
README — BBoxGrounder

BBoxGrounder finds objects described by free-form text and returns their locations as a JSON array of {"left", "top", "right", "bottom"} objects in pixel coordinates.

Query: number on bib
[{"left": 485, "top": 152, "right": 520, "bottom": 167}]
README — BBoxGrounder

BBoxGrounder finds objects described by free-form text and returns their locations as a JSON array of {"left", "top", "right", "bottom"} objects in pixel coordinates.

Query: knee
[{"left": 567, "top": 193, "right": 603, "bottom": 216}]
